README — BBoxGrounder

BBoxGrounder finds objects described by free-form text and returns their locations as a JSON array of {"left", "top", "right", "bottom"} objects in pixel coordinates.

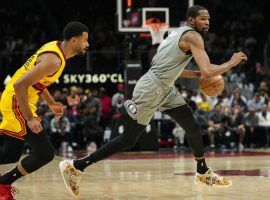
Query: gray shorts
[{"left": 124, "top": 70, "right": 186, "bottom": 125}]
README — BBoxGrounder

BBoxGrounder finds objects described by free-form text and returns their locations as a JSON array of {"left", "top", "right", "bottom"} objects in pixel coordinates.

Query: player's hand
[
  {"left": 229, "top": 52, "right": 247, "bottom": 67},
  {"left": 27, "top": 117, "right": 43, "bottom": 133},
  {"left": 48, "top": 101, "right": 67, "bottom": 119}
]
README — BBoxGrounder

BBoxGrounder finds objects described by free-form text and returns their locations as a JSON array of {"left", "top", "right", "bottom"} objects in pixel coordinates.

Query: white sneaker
[
  {"left": 195, "top": 168, "right": 232, "bottom": 188},
  {"left": 59, "top": 160, "right": 84, "bottom": 198}
]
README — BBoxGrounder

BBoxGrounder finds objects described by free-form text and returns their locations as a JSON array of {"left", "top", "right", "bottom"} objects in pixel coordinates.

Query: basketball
[{"left": 199, "top": 75, "right": 225, "bottom": 97}]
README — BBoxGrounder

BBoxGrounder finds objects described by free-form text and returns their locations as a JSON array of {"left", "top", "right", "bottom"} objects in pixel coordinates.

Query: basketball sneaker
[
  {"left": 59, "top": 160, "right": 84, "bottom": 198},
  {"left": 195, "top": 168, "right": 232, "bottom": 188},
  {"left": 0, "top": 184, "right": 18, "bottom": 200}
]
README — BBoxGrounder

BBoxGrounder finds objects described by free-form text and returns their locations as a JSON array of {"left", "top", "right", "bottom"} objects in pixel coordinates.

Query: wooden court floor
[{"left": 1, "top": 150, "right": 270, "bottom": 200}]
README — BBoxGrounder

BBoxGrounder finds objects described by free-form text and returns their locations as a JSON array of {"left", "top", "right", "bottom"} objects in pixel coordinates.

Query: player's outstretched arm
[
  {"left": 180, "top": 70, "right": 201, "bottom": 78},
  {"left": 184, "top": 31, "right": 247, "bottom": 79}
]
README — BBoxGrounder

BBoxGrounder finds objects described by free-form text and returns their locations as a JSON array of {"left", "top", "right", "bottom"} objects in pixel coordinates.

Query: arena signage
[{"left": 55, "top": 73, "right": 124, "bottom": 84}]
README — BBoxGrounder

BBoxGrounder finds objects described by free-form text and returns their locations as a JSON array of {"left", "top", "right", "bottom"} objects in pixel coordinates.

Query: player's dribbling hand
[
  {"left": 229, "top": 52, "right": 247, "bottom": 67},
  {"left": 48, "top": 101, "right": 67, "bottom": 119},
  {"left": 27, "top": 117, "right": 43, "bottom": 133}
]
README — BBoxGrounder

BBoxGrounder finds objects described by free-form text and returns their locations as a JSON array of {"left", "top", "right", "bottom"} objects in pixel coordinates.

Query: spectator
[
  {"left": 50, "top": 115, "right": 72, "bottom": 153},
  {"left": 67, "top": 86, "right": 81, "bottom": 118},
  {"left": 255, "top": 62, "right": 269, "bottom": 86},
  {"left": 230, "top": 70, "right": 246, "bottom": 83},
  {"left": 247, "top": 92, "right": 264, "bottom": 112},
  {"left": 82, "top": 105, "right": 104, "bottom": 151},
  {"left": 53, "top": 90, "right": 65, "bottom": 104},
  {"left": 207, "top": 104, "right": 224, "bottom": 148},
  {"left": 257, "top": 104, "right": 270, "bottom": 147},
  {"left": 111, "top": 83, "right": 125, "bottom": 107},
  {"left": 230, "top": 105, "right": 246, "bottom": 150},
  {"left": 220, "top": 106, "right": 234, "bottom": 148},
  {"left": 230, "top": 91, "right": 248, "bottom": 112},
  {"left": 198, "top": 95, "right": 211, "bottom": 113},
  {"left": 99, "top": 87, "right": 112, "bottom": 128},
  {"left": 111, "top": 93, "right": 124, "bottom": 115},
  {"left": 84, "top": 89, "right": 102, "bottom": 122},
  {"left": 172, "top": 122, "right": 186, "bottom": 149},
  {"left": 243, "top": 107, "right": 259, "bottom": 147},
  {"left": 258, "top": 81, "right": 269, "bottom": 98}
]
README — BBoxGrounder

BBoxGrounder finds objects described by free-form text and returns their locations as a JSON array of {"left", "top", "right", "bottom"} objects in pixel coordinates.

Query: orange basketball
[{"left": 199, "top": 75, "right": 225, "bottom": 97}]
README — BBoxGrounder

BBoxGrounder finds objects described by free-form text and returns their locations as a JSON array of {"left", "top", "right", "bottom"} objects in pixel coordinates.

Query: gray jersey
[
  {"left": 150, "top": 25, "right": 194, "bottom": 87},
  {"left": 124, "top": 26, "right": 194, "bottom": 125}
]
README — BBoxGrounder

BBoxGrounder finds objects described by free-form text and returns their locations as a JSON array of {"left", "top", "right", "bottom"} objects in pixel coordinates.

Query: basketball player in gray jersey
[{"left": 60, "top": 5, "right": 247, "bottom": 197}]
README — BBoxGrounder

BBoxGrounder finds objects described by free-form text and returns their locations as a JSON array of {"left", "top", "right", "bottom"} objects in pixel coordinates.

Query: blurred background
[{"left": 0, "top": 0, "right": 270, "bottom": 155}]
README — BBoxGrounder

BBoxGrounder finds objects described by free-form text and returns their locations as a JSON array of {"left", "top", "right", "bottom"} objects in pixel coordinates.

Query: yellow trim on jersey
[{"left": 0, "top": 92, "right": 27, "bottom": 140}]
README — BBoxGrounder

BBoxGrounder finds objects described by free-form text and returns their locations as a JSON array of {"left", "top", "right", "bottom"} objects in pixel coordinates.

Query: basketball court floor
[{"left": 1, "top": 149, "right": 270, "bottom": 200}]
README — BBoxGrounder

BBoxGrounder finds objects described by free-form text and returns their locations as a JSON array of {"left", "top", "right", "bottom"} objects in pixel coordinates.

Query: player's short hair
[
  {"left": 186, "top": 5, "right": 207, "bottom": 20},
  {"left": 63, "top": 21, "right": 89, "bottom": 41}
]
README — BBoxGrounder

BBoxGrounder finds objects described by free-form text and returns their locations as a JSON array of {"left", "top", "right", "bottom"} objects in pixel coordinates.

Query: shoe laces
[
  {"left": 198, "top": 169, "right": 221, "bottom": 185},
  {"left": 65, "top": 164, "right": 84, "bottom": 188}
]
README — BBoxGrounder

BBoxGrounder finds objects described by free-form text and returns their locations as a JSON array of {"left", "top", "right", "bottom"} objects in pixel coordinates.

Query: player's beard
[
  {"left": 194, "top": 23, "right": 209, "bottom": 37},
  {"left": 78, "top": 48, "right": 87, "bottom": 57},
  {"left": 198, "top": 28, "right": 208, "bottom": 38}
]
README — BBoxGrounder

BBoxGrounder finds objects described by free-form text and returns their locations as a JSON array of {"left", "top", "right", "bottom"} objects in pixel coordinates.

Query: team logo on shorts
[
  {"left": 124, "top": 100, "right": 138, "bottom": 120},
  {"left": 128, "top": 104, "right": 137, "bottom": 114}
]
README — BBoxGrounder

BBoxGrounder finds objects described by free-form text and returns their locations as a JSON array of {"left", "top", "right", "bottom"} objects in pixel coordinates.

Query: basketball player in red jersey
[{"left": 0, "top": 21, "right": 89, "bottom": 199}]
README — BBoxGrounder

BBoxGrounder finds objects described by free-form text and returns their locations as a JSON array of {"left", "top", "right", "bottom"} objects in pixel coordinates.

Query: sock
[
  {"left": 196, "top": 158, "right": 209, "bottom": 174},
  {"left": 73, "top": 156, "right": 94, "bottom": 172},
  {"left": 0, "top": 166, "right": 23, "bottom": 184}
]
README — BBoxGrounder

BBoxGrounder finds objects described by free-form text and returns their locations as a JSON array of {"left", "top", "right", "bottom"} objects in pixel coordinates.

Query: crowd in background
[
  {"left": 1, "top": 81, "right": 268, "bottom": 153},
  {"left": 25, "top": 84, "right": 124, "bottom": 153},
  {"left": 0, "top": 0, "right": 270, "bottom": 153}
]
